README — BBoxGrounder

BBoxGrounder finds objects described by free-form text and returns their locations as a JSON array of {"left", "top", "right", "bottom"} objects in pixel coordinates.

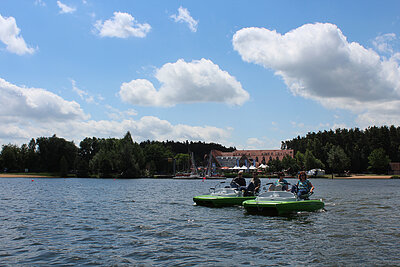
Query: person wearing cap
[{"left": 230, "top": 170, "right": 246, "bottom": 189}]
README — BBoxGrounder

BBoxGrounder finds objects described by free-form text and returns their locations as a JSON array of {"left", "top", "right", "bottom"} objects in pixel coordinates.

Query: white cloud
[
  {"left": 288, "top": 120, "right": 348, "bottom": 139},
  {"left": 35, "top": 0, "right": 46, "bottom": 7},
  {"left": 0, "top": 78, "right": 231, "bottom": 146},
  {"left": 119, "top": 58, "right": 249, "bottom": 107},
  {"left": 0, "top": 116, "right": 231, "bottom": 147},
  {"left": 71, "top": 79, "right": 87, "bottom": 99},
  {"left": 105, "top": 105, "right": 138, "bottom": 120},
  {"left": 130, "top": 116, "right": 230, "bottom": 142},
  {"left": 57, "top": 1, "right": 76, "bottom": 14},
  {"left": 171, "top": 6, "right": 198, "bottom": 32},
  {"left": 0, "top": 14, "right": 36, "bottom": 55},
  {"left": 94, "top": 12, "right": 151, "bottom": 38},
  {"left": 355, "top": 100, "right": 400, "bottom": 128},
  {"left": 233, "top": 23, "right": 400, "bottom": 127},
  {"left": 240, "top": 137, "right": 281, "bottom": 150},
  {"left": 373, "top": 33, "right": 396, "bottom": 54},
  {"left": 247, "top": 137, "right": 265, "bottom": 147},
  {"left": 70, "top": 79, "right": 100, "bottom": 104},
  {"left": 0, "top": 78, "right": 88, "bottom": 122}
]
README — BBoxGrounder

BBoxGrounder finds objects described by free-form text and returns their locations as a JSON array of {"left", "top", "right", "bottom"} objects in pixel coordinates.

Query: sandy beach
[{"left": 333, "top": 175, "right": 392, "bottom": 179}]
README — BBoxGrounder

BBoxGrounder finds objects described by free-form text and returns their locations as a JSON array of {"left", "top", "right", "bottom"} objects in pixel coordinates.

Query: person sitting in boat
[
  {"left": 244, "top": 172, "right": 261, "bottom": 196},
  {"left": 230, "top": 170, "right": 246, "bottom": 190},
  {"left": 268, "top": 172, "right": 290, "bottom": 191},
  {"left": 293, "top": 171, "right": 314, "bottom": 199}
]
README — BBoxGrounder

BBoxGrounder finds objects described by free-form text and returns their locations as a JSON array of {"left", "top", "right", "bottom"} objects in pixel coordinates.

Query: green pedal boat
[
  {"left": 193, "top": 185, "right": 257, "bottom": 207},
  {"left": 243, "top": 191, "right": 324, "bottom": 216}
]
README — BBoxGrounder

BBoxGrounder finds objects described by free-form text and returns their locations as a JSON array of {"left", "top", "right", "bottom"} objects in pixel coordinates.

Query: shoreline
[
  {"left": 0, "top": 174, "right": 57, "bottom": 178},
  {"left": 330, "top": 175, "right": 392, "bottom": 179},
  {"left": 0, "top": 174, "right": 395, "bottom": 179}
]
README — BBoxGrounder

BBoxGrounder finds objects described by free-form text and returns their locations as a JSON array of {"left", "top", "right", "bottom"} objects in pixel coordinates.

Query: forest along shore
[{"left": 0, "top": 174, "right": 394, "bottom": 179}]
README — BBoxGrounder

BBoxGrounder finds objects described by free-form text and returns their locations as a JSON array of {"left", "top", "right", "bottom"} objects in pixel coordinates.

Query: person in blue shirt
[
  {"left": 294, "top": 171, "right": 314, "bottom": 199},
  {"left": 276, "top": 172, "right": 290, "bottom": 191}
]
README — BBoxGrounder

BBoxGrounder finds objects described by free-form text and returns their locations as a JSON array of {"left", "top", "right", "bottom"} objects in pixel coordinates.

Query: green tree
[
  {"left": 327, "top": 146, "right": 350, "bottom": 177},
  {"left": 59, "top": 156, "right": 68, "bottom": 177},
  {"left": 143, "top": 142, "right": 173, "bottom": 175},
  {"left": 25, "top": 138, "right": 39, "bottom": 172},
  {"left": 89, "top": 138, "right": 119, "bottom": 178},
  {"left": 117, "top": 132, "right": 144, "bottom": 178},
  {"left": 0, "top": 144, "right": 21, "bottom": 172},
  {"left": 175, "top": 153, "right": 190, "bottom": 172},
  {"left": 295, "top": 151, "right": 305, "bottom": 170},
  {"left": 36, "top": 135, "right": 77, "bottom": 173},
  {"left": 281, "top": 155, "right": 299, "bottom": 175},
  {"left": 268, "top": 158, "right": 283, "bottom": 173},
  {"left": 368, "top": 148, "right": 390, "bottom": 174},
  {"left": 90, "top": 148, "right": 115, "bottom": 178},
  {"left": 76, "top": 137, "right": 100, "bottom": 177},
  {"left": 304, "top": 149, "right": 325, "bottom": 170}
]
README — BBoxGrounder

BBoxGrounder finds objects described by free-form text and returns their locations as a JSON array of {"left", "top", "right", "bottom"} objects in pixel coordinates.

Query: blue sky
[{"left": 1, "top": 1, "right": 400, "bottom": 149}]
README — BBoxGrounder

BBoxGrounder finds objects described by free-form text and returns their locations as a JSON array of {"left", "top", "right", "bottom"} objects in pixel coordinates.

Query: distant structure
[{"left": 210, "top": 149, "right": 294, "bottom": 168}]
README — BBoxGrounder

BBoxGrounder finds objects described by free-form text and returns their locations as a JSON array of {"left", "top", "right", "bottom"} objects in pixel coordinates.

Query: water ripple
[{"left": 0, "top": 178, "right": 399, "bottom": 266}]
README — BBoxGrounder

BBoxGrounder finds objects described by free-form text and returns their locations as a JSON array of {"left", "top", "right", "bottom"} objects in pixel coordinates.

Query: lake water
[{"left": 0, "top": 177, "right": 399, "bottom": 266}]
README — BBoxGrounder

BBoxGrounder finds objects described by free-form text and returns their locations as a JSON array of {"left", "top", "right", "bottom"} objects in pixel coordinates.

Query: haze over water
[{"left": 0, "top": 178, "right": 399, "bottom": 266}]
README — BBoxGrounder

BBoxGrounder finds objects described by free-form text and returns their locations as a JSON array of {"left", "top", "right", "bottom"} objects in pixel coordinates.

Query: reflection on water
[{"left": 0, "top": 178, "right": 399, "bottom": 266}]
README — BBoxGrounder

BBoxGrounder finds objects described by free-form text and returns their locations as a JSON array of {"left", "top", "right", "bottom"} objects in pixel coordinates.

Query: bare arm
[{"left": 309, "top": 182, "right": 314, "bottom": 193}]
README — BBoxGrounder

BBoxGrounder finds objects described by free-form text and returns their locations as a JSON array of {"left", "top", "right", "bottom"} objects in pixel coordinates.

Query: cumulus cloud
[
  {"left": 57, "top": 1, "right": 76, "bottom": 14},
  {"left": 233, "top": 23, "right": 400, "bottom": 127},
  {"left": 0, "top": 115, "right": 231, "bottom": 147},
  {"left": 171, "top": 6, "right": 198, "bottom": 32},
  {"left": 94, "top": 12, "right": 151, "bottom": 38},
  {"left": 61, "top": 117, "right": 229, "bottom": 145},
  {"left": 0, "top": 78, "right": 87, "bottom": 122},
  {"left": 0, "top": 14, "right": 36, "bottom": 55},
  {"left": 0, "top": 78, "right": 231, "bottom": 145},
  {"left": 105, "top": 105, "right": 138, "bottom": 120},
  {"left": 356, "top": 101, "right": 400, "bottom": 127},
  {"left": 119, "top": 58, "right": 249, "bottom": 107}
]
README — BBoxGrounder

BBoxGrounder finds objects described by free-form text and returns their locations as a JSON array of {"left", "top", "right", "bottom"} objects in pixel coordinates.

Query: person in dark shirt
[
  {"left": 244, "top": 172, "right": 261, "bottom": 196},
  {"left": 231, "top": 170, "right": 246, "bottom": 189}
]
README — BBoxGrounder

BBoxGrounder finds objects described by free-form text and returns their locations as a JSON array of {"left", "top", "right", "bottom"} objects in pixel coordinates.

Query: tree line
[
  {"left": 281, "top": 126, "right": 399, "bottom": 175},
  {"left": 1, "top": 126, "right": 397, "bottom": 177},
  {"left": 0, "top": 132, "right": 234, "bottom": 178}
]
